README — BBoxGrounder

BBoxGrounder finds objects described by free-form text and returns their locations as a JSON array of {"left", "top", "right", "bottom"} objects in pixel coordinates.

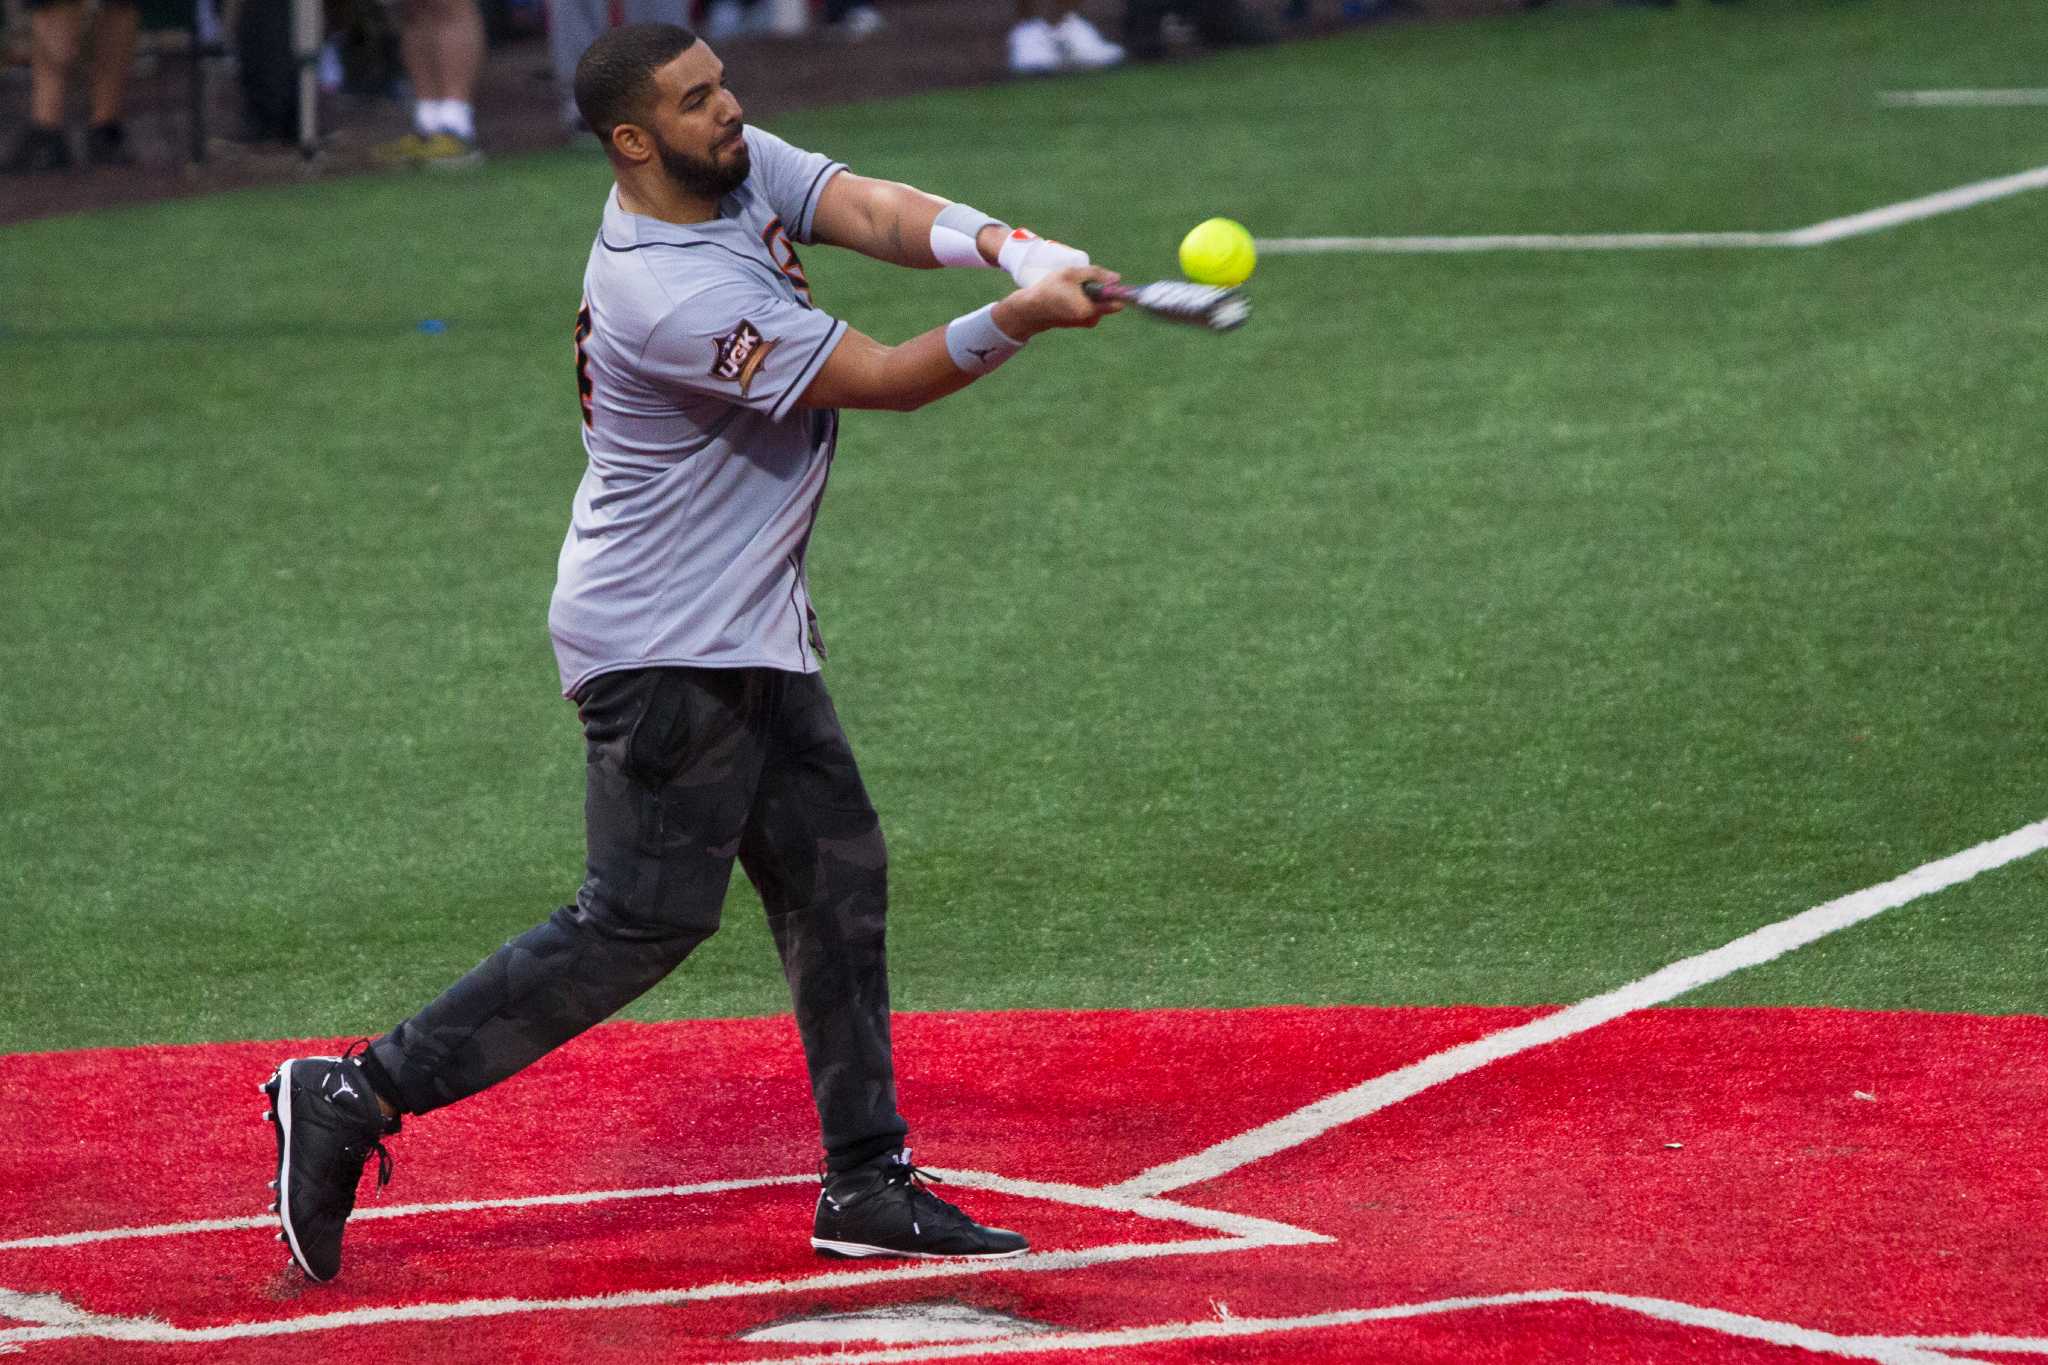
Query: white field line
[
  {"left": 1882, "top": 89, "right": 2048, "bottom": 107},
  {"left": 1785, "top": 164, "right": 2048, "bottom": 245},
  {"left": 0, "top": 1170, "right": 1324, "bottom": 1256},
  {"left": 1255, "top": 163, "right": 2048, "bottom": 254},
  {"left": 1257, "top": 230, "right": 1795, "bottom": 253},
  {"left": 0, "top": 1238, "right": 1281, "bottom": 1349},
  {"left": 0, "top": 1175, "right": 812, "bottom": 1252},
  {"left": 705, "top": 1290, "right": 1983, "bottom": 1365},
  {"left": 1882, "top": 1337, "right": 2048, "bottom": 1353},
  {"left": 1111, "top": 817, "right": 2048, "bottom": 1198},
  {"left": 0, "top": 1172, "right": 1325, "bottom": 1349},
  {"left": 1, "top": 1283, "right": 1995, "bottom": 1363}
]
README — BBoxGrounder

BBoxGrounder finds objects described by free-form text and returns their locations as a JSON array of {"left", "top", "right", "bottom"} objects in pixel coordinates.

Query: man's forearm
[
  {"left": 795, "top": 267, "right": 1118, "bottom": 414},
  {"left": 850, "top": 181, "right": 1006, "bottom": 269},
  {"left": 803, "top": 296, "right": 1031, "bottom": 412}
]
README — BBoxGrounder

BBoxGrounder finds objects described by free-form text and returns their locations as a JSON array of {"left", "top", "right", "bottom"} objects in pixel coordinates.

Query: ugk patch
[{"left": 710, "top": 319, "right": 779, "bottom": 398}]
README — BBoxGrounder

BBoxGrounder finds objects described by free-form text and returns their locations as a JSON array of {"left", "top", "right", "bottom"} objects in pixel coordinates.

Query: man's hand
[{"left": 993, "top": 266, "right": 1125, "bottom": 339}]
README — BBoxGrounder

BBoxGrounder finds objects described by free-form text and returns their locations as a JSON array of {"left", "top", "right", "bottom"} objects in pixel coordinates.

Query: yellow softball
[{"left": 1178, "top": 217, "right": 1257, "bottom": 287}]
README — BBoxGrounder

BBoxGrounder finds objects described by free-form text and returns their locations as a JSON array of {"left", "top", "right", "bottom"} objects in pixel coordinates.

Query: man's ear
[{"left": 610, "top": 122, "right": 652, "bottom": 164}]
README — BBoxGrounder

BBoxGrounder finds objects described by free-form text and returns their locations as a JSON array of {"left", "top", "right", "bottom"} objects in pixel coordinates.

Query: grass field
[{"left": 3, "top": 0, "right": 2045, "bottom": 1056}]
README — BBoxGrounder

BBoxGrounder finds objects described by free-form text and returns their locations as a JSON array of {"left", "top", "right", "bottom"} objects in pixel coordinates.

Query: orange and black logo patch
[{"left": 710, "top": 319, "right": 779, "bottom": 397}]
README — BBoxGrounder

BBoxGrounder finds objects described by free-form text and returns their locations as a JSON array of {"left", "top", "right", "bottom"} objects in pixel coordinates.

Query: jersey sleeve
[
  {"left": 640, "top": 277, "right": 848, "bottom": 422},
  {"left": 742, "top": 126, "right": 845, "bottom": 245}
]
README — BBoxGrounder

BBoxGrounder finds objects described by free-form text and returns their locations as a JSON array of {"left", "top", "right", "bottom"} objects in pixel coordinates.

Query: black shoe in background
[
  {"left": 812, "top": 1150, "right": 1029, "bottom": 1259},
  {"left": 1124, "top": 0, "right": 1170, "bottom": 58},
  {"left": 262, "top": 1049, "right": 400, "bottom": 1283},
  {"left": 1193, "top": 0, "right": 1278, "bottom": 46},
  {"left": 83, "top": 122, "right": 136, "bottom": 168},
  {"left": 3, "top": 125, "right": 72, "bottom": 175}
]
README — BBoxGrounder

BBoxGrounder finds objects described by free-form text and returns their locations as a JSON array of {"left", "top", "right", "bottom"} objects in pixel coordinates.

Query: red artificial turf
[{"left": 2, "top": 1005, "right": 2042, "bottom": 1363}]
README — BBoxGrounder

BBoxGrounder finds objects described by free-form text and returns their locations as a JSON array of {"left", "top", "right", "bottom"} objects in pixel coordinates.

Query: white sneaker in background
[
  {"left": 827, "top": 3, "right": 885, "bottom": 40},
  {"left": 1007, "top": 17, "right": 1061, "bottom": 74},
  {"left": 1052, "top": 12, "right": 1125, "bottom": 68}
]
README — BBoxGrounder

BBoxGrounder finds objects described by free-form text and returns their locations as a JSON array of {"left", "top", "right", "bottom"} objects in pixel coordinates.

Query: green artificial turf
[{"left": 3, "top": 0, "right": 2045, "bottom": 1051}]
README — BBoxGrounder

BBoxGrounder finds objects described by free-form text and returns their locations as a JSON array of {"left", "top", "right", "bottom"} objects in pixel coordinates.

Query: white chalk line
[
  {"left": 0, "top": 1174, "right": 813, "bottom": 1253},
  {"left": 0, "top": 1170, "right": 1321, "bottom": 1256},
  {"left": 4, "top": 1283, "right": 2007, "bottom": 1363},
  {"left": 1111, "top": 817, "right": 2048, "bottom": 1197},
  {"left": 0, "top": 1171, "right": 1326, "bottom": 1349},
  {"left": 706, "top": 1290, "right": 1988, "bottom": 1365},
  {"left": 1884, "top": 1337, "right": 2048, "bottom": 1354},
  {"left": 0, "top": 1240, "right": 1274, "bottom": 1348},
  {"left": 1882, "top": 89, "right": 2048, "bottom": 108},
  {"left": 1256, "top": 163, "right": 2048, "bottom": 254}
]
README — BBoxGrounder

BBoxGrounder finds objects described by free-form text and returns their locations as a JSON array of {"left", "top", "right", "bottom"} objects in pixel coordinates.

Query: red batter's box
[{"left": 2, "top": 1006, "right": 2044, "bottom": 1363}]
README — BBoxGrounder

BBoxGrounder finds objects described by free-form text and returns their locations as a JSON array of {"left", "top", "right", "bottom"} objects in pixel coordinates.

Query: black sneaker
[
  {"left": 83, "top": 122, "right": 136, "bottom": 168},
  {"left": 811, "top": 1150, "right": 1028, "bottom": 1259},
  {"left": 3, "top": 126, "right": 71, "bottom": 175},
  {"left": 260, "top": 1045, "right": 398, "bottom": 1282}
]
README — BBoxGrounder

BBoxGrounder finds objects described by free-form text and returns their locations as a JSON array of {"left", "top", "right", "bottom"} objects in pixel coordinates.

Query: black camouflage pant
[{"left": 365, "top": 666, "right": 908, "bottom": 1172}]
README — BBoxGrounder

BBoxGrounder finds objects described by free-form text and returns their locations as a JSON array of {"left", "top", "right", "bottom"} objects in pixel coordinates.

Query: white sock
[
  {"left": 438, "top": 100, "right": 476, "bottom": 142},
  {"left": 415, "top": 100, "right": 475, "bottom": 139}
]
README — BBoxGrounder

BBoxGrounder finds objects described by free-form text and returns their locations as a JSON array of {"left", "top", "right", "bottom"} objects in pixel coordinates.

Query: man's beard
[{"left": 655, "top": 127, "right": 750, "bottom": 200}]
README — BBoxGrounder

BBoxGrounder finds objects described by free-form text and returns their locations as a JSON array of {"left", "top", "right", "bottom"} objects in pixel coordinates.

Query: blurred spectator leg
[
  {"left": 548, "top": 0, "right": 602, "bottom": 126},
  {"left": 703, "top": 0, "right": 756, "bottom": 40},
  {"left": 380, "top": 0, "right": 483, "bottom": 168},
  {"left": 82, "top": 0, "right": 138, "bottom": 165},
  {"left": 5, "top": 0, "right": 85, "bottom": 173},
  {"left": 234, "top": 0, "right": 299, "bottom": 145}
]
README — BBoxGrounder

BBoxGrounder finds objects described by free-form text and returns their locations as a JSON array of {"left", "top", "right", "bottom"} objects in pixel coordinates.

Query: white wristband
[
  {"left": 945, "top": 303, "right": 1025, "bottom": 375},
  {"left": 931, "top": 202, "right": 1006, "bottom": 269}
]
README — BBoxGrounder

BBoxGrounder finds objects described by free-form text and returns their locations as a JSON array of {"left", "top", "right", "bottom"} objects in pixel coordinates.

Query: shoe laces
[
  {"left": 821, "top": 1150, "right": 951, "bottom": 1205},
  {"left": 885, "top": 1156, "right": 945, "bottom": 1191},
  {"left": 337, "top": 1040, "right": 396, "bottom": 1188},
  {"left": 348, "top": 1136, "right": 395, "bottom": 1188},
  {"left": 881, "top": 1153, "right": 973, "bottom": 1225}
]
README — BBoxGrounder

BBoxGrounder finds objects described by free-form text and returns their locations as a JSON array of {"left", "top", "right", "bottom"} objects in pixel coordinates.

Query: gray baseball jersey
[{"left": 549, "top": 126, "right": 850, "bottom": 696}]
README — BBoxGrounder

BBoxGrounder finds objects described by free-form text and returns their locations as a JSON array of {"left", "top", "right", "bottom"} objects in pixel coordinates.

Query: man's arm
[
  {"left": 797, "top": 266, "right": 1122, "bottom": 412},
  {"left": 808, "top": 172, "right": 1008, "bottom": 269}
]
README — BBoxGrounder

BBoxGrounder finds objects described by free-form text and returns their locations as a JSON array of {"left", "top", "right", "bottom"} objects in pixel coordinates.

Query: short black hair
[{"left": 573, "top": 23, "right": 701, "bottom": 145}]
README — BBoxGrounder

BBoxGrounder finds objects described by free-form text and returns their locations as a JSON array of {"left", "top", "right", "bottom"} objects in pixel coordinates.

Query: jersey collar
[{"left": 601, "top": 184, "right": 750, "bottom": 251}]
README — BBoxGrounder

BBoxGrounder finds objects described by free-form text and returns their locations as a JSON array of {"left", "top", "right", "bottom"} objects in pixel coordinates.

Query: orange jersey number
[
  {"left": 574, "top": 298, "right": 595, "bottom": 428},
  {"left": 760, "top": 218, "right": 812, "bottom": 303}
]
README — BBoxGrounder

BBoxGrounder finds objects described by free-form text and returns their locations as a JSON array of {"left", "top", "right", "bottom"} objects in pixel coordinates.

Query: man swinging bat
[{"left": 259, "top": 21, "right": 1126, "bottom": 1283}]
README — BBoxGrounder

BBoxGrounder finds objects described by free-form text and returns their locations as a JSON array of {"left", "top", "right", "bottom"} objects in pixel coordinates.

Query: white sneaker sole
[{"left": 811, "top": 1237, "right": 1028, "bottom": 1260}]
